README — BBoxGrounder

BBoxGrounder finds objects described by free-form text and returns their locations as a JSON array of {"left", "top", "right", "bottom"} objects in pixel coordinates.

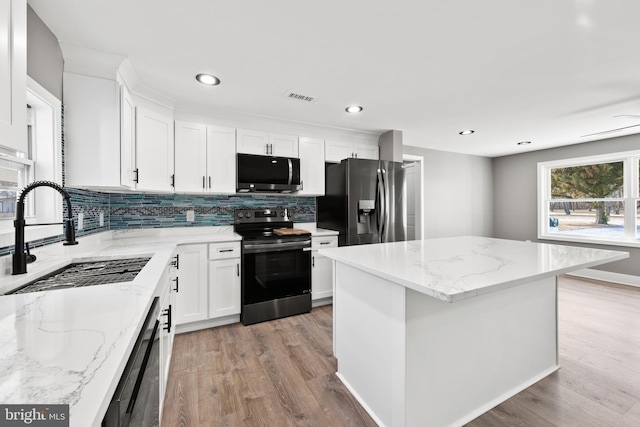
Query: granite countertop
[
  {"left": 319, "top": 236, "right": 629, "bottom": 303},
  {"left": 0, "top": 227, "right": 241, "bottom": 427}
]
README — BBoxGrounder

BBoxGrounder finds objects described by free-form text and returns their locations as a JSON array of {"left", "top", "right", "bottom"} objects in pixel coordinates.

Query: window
[
  {"left": 0, "top": 154, "right": 33, "bottom": 220},
  {"left": 538, "top": 151, "right": 640, "bottom": 247},
  {"left": 0, "top": 78, "right": 62, "bottom": 248}
]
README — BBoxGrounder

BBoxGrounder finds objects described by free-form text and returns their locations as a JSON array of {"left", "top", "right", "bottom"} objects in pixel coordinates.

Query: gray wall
[
  {"left": 404, "top": 145, "right": 494, "bottom": 238},
  {"left": 27, "top": 5, "right": 63, "bottom": 100},
  {"left": 493, "top": 133, "right": 640, "bottom": 276}
]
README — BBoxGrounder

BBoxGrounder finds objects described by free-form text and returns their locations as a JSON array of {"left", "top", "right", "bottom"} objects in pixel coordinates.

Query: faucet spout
[{"left": 12, "top": 181, "right": 79, "bottom": 275}]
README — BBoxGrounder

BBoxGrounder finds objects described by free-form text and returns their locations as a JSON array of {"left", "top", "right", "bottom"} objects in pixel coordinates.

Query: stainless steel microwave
[{"left": 236, "top": 153, "right": 302, "bottom": 193}]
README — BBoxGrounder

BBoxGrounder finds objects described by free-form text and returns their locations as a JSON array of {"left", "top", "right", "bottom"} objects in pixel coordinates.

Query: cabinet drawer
[
  {"left": 209, "top": 242, "right": 241, "bottom": 260},
  {"left": 312, "top": 236, "right": 338, "bottom": 249}
]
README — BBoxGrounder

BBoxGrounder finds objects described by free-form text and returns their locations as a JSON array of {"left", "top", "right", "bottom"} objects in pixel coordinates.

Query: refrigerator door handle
[
  {"left": 383, "top": 167, "right": 391, "bottom": 243},
  {"left": 377, "top": 166, "right": 386, "bottom": 243}
]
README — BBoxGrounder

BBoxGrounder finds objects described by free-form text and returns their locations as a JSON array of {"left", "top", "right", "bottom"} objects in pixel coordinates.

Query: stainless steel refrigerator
[{"left": 317, "top": 158, "right": 406, "bottom": 246}]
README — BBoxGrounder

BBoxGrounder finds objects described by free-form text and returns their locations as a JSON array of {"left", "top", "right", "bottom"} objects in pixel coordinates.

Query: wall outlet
[
  {"left": 186, "top": 210, "right": 195, "bottom": 222},
  {"left": 99, "top": 211, "right": 104, "bottom": 227},
  {"left": 77, "top": 212, "right": 84, "bottom": 230}
]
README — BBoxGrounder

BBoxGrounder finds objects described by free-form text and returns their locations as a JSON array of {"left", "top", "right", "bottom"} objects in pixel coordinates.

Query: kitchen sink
[{"left": 8, "top": 257, "right": 151, "bottom": 294}]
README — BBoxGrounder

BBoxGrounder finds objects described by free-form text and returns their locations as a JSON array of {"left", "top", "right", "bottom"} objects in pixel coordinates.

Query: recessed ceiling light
[
  {"left": 345, "top": 105, "right": 363, "bottom": 113},
  {"left": 196, "top": 73, "right": 220, "bottom": 86},
  {"left": 517, "top": 141, "right": 532, "bottom": 145},
  {"left": 459, "top": 130, "right": 475, "bottom": 135}
]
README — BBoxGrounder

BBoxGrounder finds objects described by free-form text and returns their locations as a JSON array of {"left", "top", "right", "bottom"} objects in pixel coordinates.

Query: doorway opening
[{"left": 403, "top": 154, "right": 423, "bottom": 240}]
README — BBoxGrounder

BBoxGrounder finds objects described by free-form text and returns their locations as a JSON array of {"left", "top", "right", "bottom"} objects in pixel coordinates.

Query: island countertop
[{"left": 319, "top": 236, "right": 629, "bottom": 302}]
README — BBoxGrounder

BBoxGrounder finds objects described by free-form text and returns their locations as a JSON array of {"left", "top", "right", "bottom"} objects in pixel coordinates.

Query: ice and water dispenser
[{"left": 357, "top": 199, "right": 376, "bottom": 235}]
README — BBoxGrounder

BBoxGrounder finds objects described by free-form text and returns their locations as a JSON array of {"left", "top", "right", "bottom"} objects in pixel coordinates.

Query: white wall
[{"left": 403, "top": 145, "right": 494, "bottom": 238}]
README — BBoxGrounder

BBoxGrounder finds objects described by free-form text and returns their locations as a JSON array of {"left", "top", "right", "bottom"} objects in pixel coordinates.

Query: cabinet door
[
  {"left": 0, "top": 0, "right": 27, "bottom": 153},
  {"left": 236, "top": 128, "right": 269, "bottom": 155},
  {"left": 120, "top": 83, "right": 136, "bottom": 189},
  {"left": 325, "top": 140, "right": 354, "bottom": 163},
  {"left": 206, "top": 125, "right": 236, "bottom": 193},
  {"left": 312, "top": 252, "right": 334, "bottom": 300},
  {"left": 355, "top": 143, "right": 379, "bottom": 160},
  {"left": 136, "top": 107, "right": 175, "bottom": 192},
  {"left": 158, "top": 265, "right": 174, "bottom": 410},
  {"left": 269, "top": 133, "right": 299, "bottom": 157},
  {"left": 298, "top": 137, "right": 325, "bottom": 195},
  {"left": 209, "top": 258, "right": 241, "bottom": 318},
  {"left": 175, "top": 244, "right": 208, "bottom": 325},
  {"left": 174, "top": 121, "right": 207, "bottom": 193}
]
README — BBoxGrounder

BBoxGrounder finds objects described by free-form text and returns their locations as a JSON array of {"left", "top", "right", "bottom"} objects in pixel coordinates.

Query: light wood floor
[{"left": 162, "top": 276, "right": 640, "bottom": 426}]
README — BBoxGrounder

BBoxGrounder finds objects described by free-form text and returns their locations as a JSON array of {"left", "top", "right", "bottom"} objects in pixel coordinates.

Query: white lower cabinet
[
  {"left": 209, "top": 258, "right": 241, "bottom": 318},
  {"left": 174, "top": 244, "right": 208, "bottom": 324},
  {"left": 158, "top": 255, "right": 177, "bottom": 418},
  {"left": 208, "top": 242, "right": 241, "bottom": 318},
  {"left": 311, "top": 236, "right": 338, "bottom": 301},
  {"left": 174, "top": 241, "right": 241, "bottom": 331}
]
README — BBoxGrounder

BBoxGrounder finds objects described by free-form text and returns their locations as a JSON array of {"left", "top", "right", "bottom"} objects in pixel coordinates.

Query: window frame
[
  {"left": 538, "top": 150, "right": 640, "bottom": 248},
  {"left": 0, "top": 77, "right": 63, "bottom": 249}
]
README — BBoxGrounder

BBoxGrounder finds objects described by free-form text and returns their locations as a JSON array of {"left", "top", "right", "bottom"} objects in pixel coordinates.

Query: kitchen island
[{"left": 319, "top": 236, "right": 628, "bottom": 427}]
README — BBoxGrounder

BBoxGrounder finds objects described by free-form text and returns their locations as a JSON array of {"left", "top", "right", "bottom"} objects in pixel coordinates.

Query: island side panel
[
  {"left": 405, "top": 276, "right": 558, "bottom": 427},
  {"left": 333, "top": 262, "right": 406, "bottom": 427}
]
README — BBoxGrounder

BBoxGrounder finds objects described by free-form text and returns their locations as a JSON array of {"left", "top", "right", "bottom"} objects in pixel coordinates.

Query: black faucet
[{"left": 12, "top": 180, "right": 79, "bottom": 275}]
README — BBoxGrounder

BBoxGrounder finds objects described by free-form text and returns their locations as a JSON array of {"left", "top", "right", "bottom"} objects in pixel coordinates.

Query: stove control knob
[
  {"left": 237, "top": 212, "right": 244, "bottom": 219},
  {"left": 280, "top": 212, "right": 285, "bottom": 217}
]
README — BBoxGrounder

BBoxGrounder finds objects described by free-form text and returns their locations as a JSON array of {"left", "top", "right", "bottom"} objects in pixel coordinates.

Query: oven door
[{"left": 241, "top": 238, "right": 311, "bottom": 325}]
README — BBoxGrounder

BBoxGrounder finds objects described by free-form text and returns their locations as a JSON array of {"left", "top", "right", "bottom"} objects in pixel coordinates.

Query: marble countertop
[
  {"left": 319, "top": 236, "right": 629, "bottom": 302},
  {"left": 0, "top": 226, "right": 240, "bottom": 427}
]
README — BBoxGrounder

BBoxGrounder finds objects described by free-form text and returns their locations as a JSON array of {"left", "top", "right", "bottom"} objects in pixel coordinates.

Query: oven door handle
[{"left": 243, "top": 240, "right": 312, "bottom": 253}]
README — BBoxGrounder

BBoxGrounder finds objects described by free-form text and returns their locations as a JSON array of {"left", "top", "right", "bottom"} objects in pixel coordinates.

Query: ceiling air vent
[{"left": 285, "top": 91, "right": 317, "bottom": 103}]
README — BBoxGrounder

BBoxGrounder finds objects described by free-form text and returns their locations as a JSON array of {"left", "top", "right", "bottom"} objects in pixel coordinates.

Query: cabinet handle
[
  {"left": 173, "top": 277, "right": 179, "bottom": 293},
  {"left": 236, "top": 263, "right": 240, "bottom": 277},
  {"left": 312, "top": 256, "right": 315, "bottom": 268},
  {"left": 320, "top": 241, "right": 332, "bottom": 245},
  {"left": 209, "top": 176, "right": 212, "bottom": 189},
  {"left": 171, "top": 254, "right": 179, "bottom": 269},
  {"left": 134, "top": 168, "right": 139, "bottom": 183},
  {"left": 219, "top": 248, "right": 234, "bottom": 253},
  {"left": 203, "top": 176, "right": 206, "bottom": 189},
  {"left": 171, "top": 174, "right": 175, "bottom": 187},
  {"left": 162, "top": 305, "right": 172, "bottom": 333}
]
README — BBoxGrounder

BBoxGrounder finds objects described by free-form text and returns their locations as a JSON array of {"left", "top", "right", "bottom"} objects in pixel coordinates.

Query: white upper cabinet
[
  {"left": 237, "top": 128, "right": 298, "bottom": 157},
  {"left": 64, "top": 73, "right": 122, "bottom": 188},
  {"left": 354, "top": 143, "right": 379, "bottom": 160},
  {"left": 269, "top": 133, "right": 298, "bottom": 157},
  {"left": 325, "top": 140, "right": 379, "bottom": 163},
  {"left": 174, "top": 121, "right": 207, "bottom": 193},
  {"left": 174, "top": 121, "right": 235, "bottom": 194},
  {"left": 298, "top": 137, "right": 325, "bottom": 196},
  {"left": 206, "top": 125, "right": 236, "bottom": 193},
  {"left": 0, "top": 0, "right": 27, "bottom": 153},
  {"left": 120, "top": 83, "right": 136, "bottom": 189},
  {"left": 136, "top": 106, "right": 174, "bottom": 192}
]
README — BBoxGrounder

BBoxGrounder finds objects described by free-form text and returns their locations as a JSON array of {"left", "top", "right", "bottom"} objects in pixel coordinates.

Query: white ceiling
[{"left": 28, "top": 0, "right": 640, "bottom": 157}]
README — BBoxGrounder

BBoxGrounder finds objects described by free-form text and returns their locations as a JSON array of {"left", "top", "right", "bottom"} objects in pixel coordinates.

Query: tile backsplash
[
  {"left": 0, "top": 190, "right": 316, "bottom": 256},
  {"left": 108, "top": 192, "right": 316, "bottom": 229}
]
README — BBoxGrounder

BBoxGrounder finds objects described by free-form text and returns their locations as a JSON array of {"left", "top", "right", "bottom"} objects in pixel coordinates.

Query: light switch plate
[
  {"left": 186, "top": 210, "right": 195, "bottom": 222},
  {"left": 99, "top": 212, "right": 104, "bottom": 227},
  {"left": 77, "top": 212, "right": 84, "bottom": 230}
]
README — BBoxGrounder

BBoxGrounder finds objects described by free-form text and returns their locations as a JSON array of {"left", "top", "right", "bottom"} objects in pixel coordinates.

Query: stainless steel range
[
  {"left": 234, "top": 208, "right": 311, "bottom": 325},
  {"left": 9, "top": 257, "right": 151, "bottom": 294}
]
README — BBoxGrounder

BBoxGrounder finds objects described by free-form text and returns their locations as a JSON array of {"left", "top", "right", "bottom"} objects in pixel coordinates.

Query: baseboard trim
[{"left": 566, "top": 268, "right": 640, "bottom": 288}]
